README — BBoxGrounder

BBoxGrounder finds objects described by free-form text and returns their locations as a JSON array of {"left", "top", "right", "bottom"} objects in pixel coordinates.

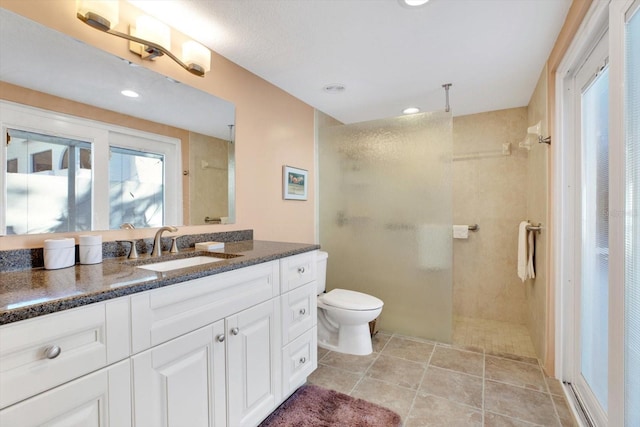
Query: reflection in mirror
[
  {"left": 0, "top": 8, "right": 236, "bottom": 235},
  {"left": 6, "top": 129, "right": 93, "bottom": 234}
]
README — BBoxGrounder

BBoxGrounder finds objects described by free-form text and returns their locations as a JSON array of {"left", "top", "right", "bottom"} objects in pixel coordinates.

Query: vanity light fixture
[
  {"left": 76, "top": 0, "right": 211, "bottom": 77},
  {"left": 402, "top": 107, "right": 420, "bottom": 114}
]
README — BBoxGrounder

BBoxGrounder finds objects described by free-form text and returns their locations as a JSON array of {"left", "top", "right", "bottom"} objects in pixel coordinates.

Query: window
[
  {"left": 61, "top": 147, "right": 92, "bottom": 170},
  {"left": 7, "top": 159, "right": 17, "bottom": 173},
  {"left": 1, "top": 101, "right": 182, "bottom": 234},
  {"left": 109, "top": 147, "right": 164, "bottom": 229},
  {"left": 31, "top": 150, "right": 52, "bottom": 173},
  {"left": 6, "top": 128, "right": 93, "bottom": 234}
]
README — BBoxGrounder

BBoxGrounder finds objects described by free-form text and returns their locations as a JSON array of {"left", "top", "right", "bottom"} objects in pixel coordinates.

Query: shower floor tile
[{"left": 453, "top": 316, "right": 537, "bottom": 358}]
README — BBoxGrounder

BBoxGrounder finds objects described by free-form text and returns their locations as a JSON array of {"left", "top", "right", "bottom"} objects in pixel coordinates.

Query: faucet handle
[
  {"left": 170, "top": 237, "right": 180, "bottom": 254},
  {"left": 117, "top": 240, "right": 139, "bottom": 259}
]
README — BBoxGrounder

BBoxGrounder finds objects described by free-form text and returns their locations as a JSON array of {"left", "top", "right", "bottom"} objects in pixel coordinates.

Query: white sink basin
[{"left": 137, "top": 256, "right": 223, "bottom": 272}]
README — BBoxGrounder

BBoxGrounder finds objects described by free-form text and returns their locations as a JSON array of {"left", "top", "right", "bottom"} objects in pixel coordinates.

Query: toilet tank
[{"left": 317, "top": 251, "right": 329, "bottom": 294}]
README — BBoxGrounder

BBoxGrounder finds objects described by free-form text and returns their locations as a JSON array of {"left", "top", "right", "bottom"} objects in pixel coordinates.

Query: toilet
[{"left": 316, "top": 251, "right": 384, "bottom": 355}]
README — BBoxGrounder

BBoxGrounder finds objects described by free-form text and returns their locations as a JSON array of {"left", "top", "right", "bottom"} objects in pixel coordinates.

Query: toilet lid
[{"left": 320, "top": 289, "right": 383, "bottom": 311}]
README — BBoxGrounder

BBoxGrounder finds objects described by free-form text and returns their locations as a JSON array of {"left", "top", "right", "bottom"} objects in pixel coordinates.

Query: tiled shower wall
[{"left": 452, "top": 108, "right": 530, "bottom": 324}]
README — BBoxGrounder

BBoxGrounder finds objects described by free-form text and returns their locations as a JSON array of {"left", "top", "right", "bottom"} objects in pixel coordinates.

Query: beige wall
[
  {"left": 525, "top": 66, "right": 549, "bottom": 363},
  {"left": 0, "top": 0, "right": 316, "bottom": 249},
  {"left": 189, "top": 134, "right": 229, "bottom": 225},
  {"left": 452, "top": 108, "right": 529, "bottom": 324}
]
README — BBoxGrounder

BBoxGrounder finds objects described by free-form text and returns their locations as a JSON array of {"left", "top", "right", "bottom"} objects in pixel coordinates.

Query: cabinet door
[
  {"left": 131, "top": 261, "right": 279, "bottom": 354},
  {"left": 282, "top": 327, "right": 317, "bottom": 397},
  {"left": 227, "top": 299, "right": 282, "bottom": 427},
  {"left": 0, "top": 360, "right": 131, "bottom": 427},
  {"left": 132, "top": 321, "right": 226, "bottom": 427},
  {"left": 0, "top": 297, "right": 130, "bottom": 409}
]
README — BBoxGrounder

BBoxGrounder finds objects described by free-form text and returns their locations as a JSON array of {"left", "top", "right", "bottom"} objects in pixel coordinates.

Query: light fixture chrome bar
[
  {"left": 77, "top": 12, "right": 205, "bottom": 77},
  {"left": 442, "top": 83, "right": 452, "bottom": 113}
]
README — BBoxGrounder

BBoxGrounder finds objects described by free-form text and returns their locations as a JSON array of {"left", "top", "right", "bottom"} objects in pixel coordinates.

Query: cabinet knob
[
  {"left": 231, "top": 327, "right": 240, "bottom": 336},
  {"left": 216, "top": 334, "right": 225, "bottom": 343},
  {"left": 299, "top": 356, "right": 306, "bottom": 364},
  {"left": 297, "top": 267, "right": 305, "bottom": 274},
  {"left": 299, "top": 308, "right": 306, "bottom": 315},
  {"left": 44, "top": 345, "right": 61, "bottom": 359}
]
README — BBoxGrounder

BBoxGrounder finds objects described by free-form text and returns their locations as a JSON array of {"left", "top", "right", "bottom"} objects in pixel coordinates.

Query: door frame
[{"left": 555, "top": 0, "right": 635, "bottom": 425}]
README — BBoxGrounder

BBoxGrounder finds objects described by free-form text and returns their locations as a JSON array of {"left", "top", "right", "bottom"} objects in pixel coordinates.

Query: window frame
[{"left": 0, "top": 100, "right": 182, "bottom": 234}]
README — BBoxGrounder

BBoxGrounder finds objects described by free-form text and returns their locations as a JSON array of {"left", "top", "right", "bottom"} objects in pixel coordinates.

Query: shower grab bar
[
  {"left": 468, "top": 224, "right": 479, "bottom": 231},
  {"left": 526, "top": 223, "right": 542, "bottom": 233}
]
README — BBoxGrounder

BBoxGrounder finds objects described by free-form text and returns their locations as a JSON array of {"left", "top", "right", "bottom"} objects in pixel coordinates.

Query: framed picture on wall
[{"left": 283, "top": 165, "right": 308, "bottom": 200}]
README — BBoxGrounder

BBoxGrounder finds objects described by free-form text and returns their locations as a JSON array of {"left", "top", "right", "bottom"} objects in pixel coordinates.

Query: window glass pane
[
  {"left": 6, "top": 129, "right": 92, "bottom": 234},
  {"left": 109, "top": 147, "right": 164, "bottom": 229},
  {"left": 625, "top": 5, "right": 640, "bottom": 426},
  {"left": 580, "top": 66, "right": 609, "bottom": 411}
]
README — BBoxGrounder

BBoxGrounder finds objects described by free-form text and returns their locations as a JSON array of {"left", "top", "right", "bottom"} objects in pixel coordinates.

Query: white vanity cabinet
[
  {"left": 132, "top": 321, "right": 227, "bottom": 427},
  {"left": 280, "top": 251, "right": 318, "bottom": 397},
  {"left": 0, "top": 297, "right": 130, "bottom": 410},
  {"left": 0, "top": 298, "right": 131, "bottom": 426},
  {"left": 0, "top": 250, "right": 319, "bottom": 426},
  {"left": 130, "top": 260, "right": 282, "bottom": 427},
  {"left": 0, "top": 360, "right": 132, "bottom": 427},
  {"left": 227, "top": 298, "right": 281, "bottom": 427}
]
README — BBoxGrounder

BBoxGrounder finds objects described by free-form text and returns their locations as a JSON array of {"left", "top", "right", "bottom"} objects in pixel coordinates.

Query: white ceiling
[{"left": 130, "top": 0, "right": 572, "bottom": 124}]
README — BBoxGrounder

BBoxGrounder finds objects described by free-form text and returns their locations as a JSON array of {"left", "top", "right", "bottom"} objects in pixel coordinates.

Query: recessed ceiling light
[
  {"left": 322, "top": 84, "right": 346, "bottom": 94},
  {"left": 402, "top": 107, "right": 421, "bottom": 114},
  {"left": 400, "top": 0, "right": 430, "bottom": 7},
  {"left": 121, "top": 89, "right": 139, "bottom": 98}
]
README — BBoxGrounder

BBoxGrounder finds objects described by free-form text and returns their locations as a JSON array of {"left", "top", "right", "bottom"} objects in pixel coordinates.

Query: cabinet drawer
[
  {"left": 131, "top": 261, "right": 279, "bottom": 354},
  {"left": 281, "top": 281, "right": 317, "bottom": 345},
  {"left": 0, "top": 360, "right": 131, "bottom": 427},
  {"left": 280, "top": 251, "right": 317, "bottom": 292},
  {"left": 0, "top": 297, "right": 130, "bottom": 409},
  {"left": 282, "top": 327, "right": 317, "bottom": 397}
]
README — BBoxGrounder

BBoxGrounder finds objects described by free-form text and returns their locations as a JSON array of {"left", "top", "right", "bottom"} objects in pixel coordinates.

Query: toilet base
[{"left": 318, "top": 323, "right": 373, "bottom": 356}]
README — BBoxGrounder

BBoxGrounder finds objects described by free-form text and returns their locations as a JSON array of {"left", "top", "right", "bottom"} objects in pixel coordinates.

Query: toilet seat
[{"left": 320, "top": 289, "right": 383, "bottom": 311}]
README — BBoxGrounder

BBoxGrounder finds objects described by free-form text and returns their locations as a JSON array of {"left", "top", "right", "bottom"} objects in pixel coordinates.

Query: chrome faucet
[{"left": 151, "top": 226, "right": 178, "bottom": 257}]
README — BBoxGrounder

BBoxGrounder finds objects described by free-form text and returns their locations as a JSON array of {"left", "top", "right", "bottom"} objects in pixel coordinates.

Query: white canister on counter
[
  {"left": 79, "top": 235, "right": 102, "bottom": 265},
  {"left": 44, "top": 238, "right": 76, "bottom": 270}
]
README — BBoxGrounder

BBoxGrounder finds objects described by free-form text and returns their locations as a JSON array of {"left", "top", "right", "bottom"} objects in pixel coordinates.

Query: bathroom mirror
[{"left": 0, "top": 8, "right": 235, "bottom": 234}]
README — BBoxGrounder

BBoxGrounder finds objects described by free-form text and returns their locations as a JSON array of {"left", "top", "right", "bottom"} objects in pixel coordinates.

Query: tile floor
[
  {"left": 308, "top": 332, "right": 577, "bottom": 426},
  {"left": 452, "top": 317, "right": 538, "bottom": 358}
]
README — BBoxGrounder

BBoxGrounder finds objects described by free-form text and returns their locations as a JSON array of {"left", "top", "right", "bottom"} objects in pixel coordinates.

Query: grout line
[{"left": 405, "top": 334, "right": 434, "bottom": 422}]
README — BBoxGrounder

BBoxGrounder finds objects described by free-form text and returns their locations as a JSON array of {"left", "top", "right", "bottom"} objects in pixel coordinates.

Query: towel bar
[
  {"left": 526, "top": 223, "right": 542, "bottom": 233},
  {"left": 468, "top": 224, "right": 479, "bottom": 231}
]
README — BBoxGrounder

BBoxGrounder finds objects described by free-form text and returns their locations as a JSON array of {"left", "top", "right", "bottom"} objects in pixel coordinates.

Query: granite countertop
[{"left": 0, "top": 240, "right": 319, "bottom": 325}]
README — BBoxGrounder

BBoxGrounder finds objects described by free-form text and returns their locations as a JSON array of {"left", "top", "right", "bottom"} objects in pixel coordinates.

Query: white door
[
  {"left": 559, "top": 1, "right": 640, "bottom": 424},
  {"left": 571, "top": 30, "right": 610, "bottom": 425},
  {"left": 0, "top": 360, "right": 131, "bottom": 427},
  {"left": 132, "top": 321, "right": 226, "bottom": 427},
  {"left": 227, "top": 299, "right": 281, "bottom": 427}
]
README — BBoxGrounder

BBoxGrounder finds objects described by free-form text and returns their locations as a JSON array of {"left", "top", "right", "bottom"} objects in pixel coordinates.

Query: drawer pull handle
[
  {"left": 299, "top": 356, "right": 307, "bottom": 364},
  {"left": 216, "top": 334, "right": 225, "bottom": 343},
  {"left": 231, "top": 327, "right": 240, "bottom": 336},
  {"left": 44, "top": 345, "right": 61, "bottom": 359},
  {"left": 299, "top": 308, "right": 306, "bottom": 315},
  {"left": 297, "top": 267, "right": 305, "bottom": 274}
]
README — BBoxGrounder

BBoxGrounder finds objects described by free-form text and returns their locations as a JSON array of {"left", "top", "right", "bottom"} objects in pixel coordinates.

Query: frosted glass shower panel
[{"left": 319, "top": 112, "right": 453, "bottom": 342}]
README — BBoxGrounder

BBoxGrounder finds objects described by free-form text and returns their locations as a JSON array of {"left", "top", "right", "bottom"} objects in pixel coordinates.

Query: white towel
[
  {"left": 517, "top": 221, "right": 529, "bottom": 282},
  {"left": 452, "top": 225, "right": 469, "bottom": 239},
  {"left": 417, "top": 224, "right": 452, "bottom": 270},
  {"left": 527, "top": 228, "right": 536, "bottom": 279}
]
